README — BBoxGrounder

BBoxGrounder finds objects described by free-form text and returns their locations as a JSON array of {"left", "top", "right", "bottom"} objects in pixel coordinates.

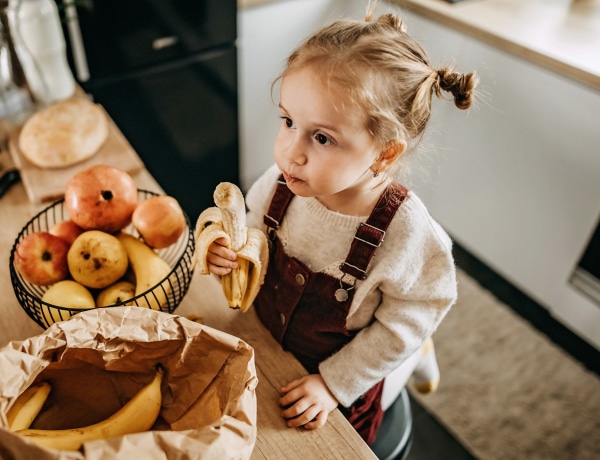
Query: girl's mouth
[{"left": 283, "top": 171, "right": 301, "bottom": 184}]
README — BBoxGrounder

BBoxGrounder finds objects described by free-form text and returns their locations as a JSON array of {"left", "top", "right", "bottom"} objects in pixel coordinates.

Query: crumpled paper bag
[{"left": 0, "top": 307, "right": 258, "bottom": 459}]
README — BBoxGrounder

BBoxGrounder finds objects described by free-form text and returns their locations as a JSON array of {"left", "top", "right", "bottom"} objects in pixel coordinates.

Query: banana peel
[{"left": 194, "top": 182, "right": 268, "bottom": 312}]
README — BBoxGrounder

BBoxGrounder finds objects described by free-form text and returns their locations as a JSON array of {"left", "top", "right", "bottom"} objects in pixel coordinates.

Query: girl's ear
[{"left": 375, "top": 140, "right": 406, "bottom": 172}]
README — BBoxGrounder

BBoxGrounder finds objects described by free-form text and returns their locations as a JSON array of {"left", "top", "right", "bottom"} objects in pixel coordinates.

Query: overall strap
[
  {"left": 263, "top": 175, "right": 295, "bottom": 235},
  {"left": 340, "top": 183, "right": 409, "bottom": 280}
]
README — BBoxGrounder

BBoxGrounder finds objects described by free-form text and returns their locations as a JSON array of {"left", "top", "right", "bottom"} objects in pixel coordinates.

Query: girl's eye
[
  {"left": 315, "top": 133, "right": 333, "bottom": 146},
  {"left": 281, "top": 116, "right": 295, "bottom": 129}
]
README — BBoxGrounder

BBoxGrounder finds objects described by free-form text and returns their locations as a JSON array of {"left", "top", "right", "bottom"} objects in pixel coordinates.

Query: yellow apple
[
  {"left": 68, "top": 230, "right": 129, "bottom": 289},
  {"left": 41, "top": 280, "right": 95, "bottom": 325},
  {"left": 96, "top": 280, "right": 136, "bottom": 307}
]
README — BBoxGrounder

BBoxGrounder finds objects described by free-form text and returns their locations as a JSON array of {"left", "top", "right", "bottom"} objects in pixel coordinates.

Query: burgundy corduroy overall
[{"left": 254, "top": 177, "right": 408, "bottom": 445}]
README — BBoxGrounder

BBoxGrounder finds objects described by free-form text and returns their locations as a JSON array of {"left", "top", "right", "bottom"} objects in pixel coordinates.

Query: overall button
[
  {"left": 295, "top": 273, "right": 305, "bottom": 285},
  {"left": 280, "top": 313, "right": 286, "bottom": 325}
]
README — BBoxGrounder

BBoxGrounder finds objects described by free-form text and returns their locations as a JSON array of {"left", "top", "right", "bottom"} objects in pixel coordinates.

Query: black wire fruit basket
[{"left": 9, "top": 190, "right": 196, "bottom": 329}]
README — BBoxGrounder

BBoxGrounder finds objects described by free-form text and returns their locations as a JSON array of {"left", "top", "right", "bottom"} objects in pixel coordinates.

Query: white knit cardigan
[{"left": 246, "top": 165, "right": 457, "bottom": 407}]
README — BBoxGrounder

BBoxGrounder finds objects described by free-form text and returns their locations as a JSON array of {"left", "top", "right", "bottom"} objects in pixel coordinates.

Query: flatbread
[{"left": 18, "top": 98, "right": 109, "bottom": 169}]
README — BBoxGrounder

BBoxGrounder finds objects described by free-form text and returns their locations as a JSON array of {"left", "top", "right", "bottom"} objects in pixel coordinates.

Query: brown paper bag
[{"left": 0, "top": 307, "right": 258, "bottom": 459}]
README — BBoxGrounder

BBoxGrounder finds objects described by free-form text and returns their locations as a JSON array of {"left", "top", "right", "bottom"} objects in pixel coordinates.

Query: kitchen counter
[
  {"left": 390, "top": 0, "right": 600, "bottom": 91},
  {"left": 238, "top": 0, "right": 278, "bottom": 8},
  {"left": 0, "top": 136, "right": 377, "bottom": 459},
  {"left": 239, "top": 0, "right": 600, "bottom": 91}
]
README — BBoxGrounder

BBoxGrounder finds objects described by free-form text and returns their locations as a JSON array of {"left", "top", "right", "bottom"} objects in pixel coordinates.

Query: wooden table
[{"left": 0, "top": 167, "right": 377, "bottom": 459}]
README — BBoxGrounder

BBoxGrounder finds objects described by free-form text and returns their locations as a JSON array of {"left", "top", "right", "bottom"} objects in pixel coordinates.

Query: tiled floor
[{"left": 396, "top": 241, "right": 600, "bottom": 460}]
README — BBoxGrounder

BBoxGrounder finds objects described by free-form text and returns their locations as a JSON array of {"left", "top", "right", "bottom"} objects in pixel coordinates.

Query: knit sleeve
[{"left": 318, "top": 199, "right": 458, "bottom": 407}]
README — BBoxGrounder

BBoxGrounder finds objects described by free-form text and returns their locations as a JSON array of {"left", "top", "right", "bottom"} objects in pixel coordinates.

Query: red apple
[
  {"left": 50, "top": 220, "right": 84, "bottom": 246},
  {"left": 132, "top": 195, "right": 186, "bottom": 248},
  {"left": 64, "top": 164, "right": 138, "bottom": 233},
  {"left": 13, "top": 231, "right": 70, "bottom": 286}
]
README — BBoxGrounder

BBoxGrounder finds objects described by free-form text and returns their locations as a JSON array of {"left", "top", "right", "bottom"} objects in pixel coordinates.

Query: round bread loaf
[{"left": 19, "top": 98, "right": 109, "bottom": 169}]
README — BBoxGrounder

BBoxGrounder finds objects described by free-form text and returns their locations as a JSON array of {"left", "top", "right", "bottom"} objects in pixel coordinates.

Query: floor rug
[{"left": 409, "top": 269, "right": 600, "bottom": 459}]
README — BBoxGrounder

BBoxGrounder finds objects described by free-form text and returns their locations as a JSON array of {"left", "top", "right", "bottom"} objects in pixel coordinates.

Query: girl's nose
[{"left": 284, "top": 135, "right": 307, "bottom": 165}]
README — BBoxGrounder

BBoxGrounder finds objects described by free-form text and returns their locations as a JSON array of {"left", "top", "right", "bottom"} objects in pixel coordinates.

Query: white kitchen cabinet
[{"left": 386, "top": 7, "right": 600, "bottom": 349}]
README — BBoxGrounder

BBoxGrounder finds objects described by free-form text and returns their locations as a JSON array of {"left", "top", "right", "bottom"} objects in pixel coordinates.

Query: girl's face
[{"left": 274, "top": 66, "right": 385, "bottom": 213}]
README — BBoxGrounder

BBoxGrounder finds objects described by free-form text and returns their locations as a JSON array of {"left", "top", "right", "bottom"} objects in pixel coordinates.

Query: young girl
[{"left": 206, "top": 0, "right": 478, "bottom": 445}]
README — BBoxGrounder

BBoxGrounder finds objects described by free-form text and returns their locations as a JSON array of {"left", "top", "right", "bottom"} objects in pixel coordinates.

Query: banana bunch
[
  {"left": 195, "top": 182, "right": 268, "bottom": 312},
  {"left": 117, "top": 232, "right": 173, "bottom": 310},
  {"left": 15, "top": 365, "right": 164, "bottom": 451},
  {"left": 6, "top": 382, "right": 52, "bottom": 432}
]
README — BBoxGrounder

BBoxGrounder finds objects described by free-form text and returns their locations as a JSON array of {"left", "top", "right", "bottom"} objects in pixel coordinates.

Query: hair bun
[
  {"left": 436, "top": 68, "right": 478, "bottom": 110},
  {"left": 376, "top": 13, "right": 407, "bottom": 32}
]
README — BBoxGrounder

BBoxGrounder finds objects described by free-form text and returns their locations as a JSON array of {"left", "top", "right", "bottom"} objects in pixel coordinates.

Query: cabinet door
[
  {"left": 401, "top": 10, "right": 600, "bottom": 349},
  {"left": 62, "top": 0, "right": 237, "bottom": 79},
  {"left": 86, "top": 47, "right": 239, "bottom": 221}
]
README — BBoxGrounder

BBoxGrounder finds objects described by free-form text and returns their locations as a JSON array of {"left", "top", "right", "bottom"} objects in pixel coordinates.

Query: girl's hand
[
  {"left": 279, "top": 374, "right": 338, "bottom": 430},
  {"left": 206, "top": 237, "right": 238, "bottom": 276}
]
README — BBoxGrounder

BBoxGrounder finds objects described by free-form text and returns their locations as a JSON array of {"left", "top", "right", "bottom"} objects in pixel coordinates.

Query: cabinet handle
[{"left": 152, "top": 36, "right": 179, "bottom": 51}]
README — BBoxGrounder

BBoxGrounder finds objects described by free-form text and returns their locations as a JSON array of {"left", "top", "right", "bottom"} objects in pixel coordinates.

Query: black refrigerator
[{"left": 58, "top": 0, "right": 239, "bottom": 221}]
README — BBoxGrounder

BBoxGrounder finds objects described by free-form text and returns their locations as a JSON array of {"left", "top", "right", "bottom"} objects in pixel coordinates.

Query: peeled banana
[
  {"left": 117, "top": 232, "right": 173, "bottom": 310},
  {"left": 195, "top": 182, "right": 268, "bottom": 312},
  {"left": 6, "top": 382, "right": 52, "bottom": 432},
  {"left": 17, "top": 365, "right": 164, "bottom": 451}
]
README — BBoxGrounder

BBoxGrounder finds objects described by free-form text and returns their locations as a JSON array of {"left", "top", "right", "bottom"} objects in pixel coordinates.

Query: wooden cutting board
[{"left": 8, "top": 104, "right": 145, "bottom": 204}]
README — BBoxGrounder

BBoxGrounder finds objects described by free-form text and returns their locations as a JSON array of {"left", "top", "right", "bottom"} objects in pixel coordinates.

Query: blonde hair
[{"left": 273, "top": 1, "right": 478, "bottom": 160}]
